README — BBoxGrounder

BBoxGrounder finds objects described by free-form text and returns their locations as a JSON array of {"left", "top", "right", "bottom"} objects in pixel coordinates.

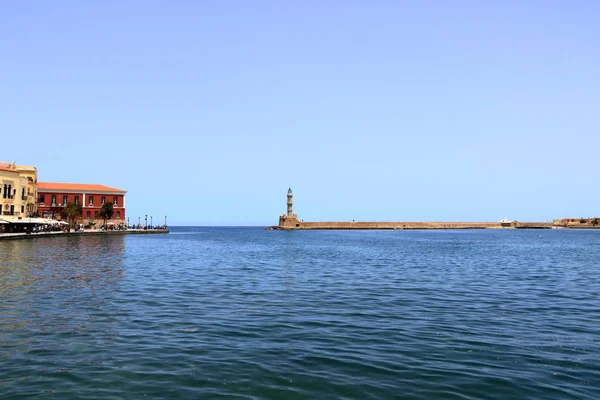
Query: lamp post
[
  {"left": 145, "top": 215, "right": 147, "bottom": 229},
  {"left": 127, "top": 217, "right": 129, "bottom": 228},
  {"left": 138, "top": 216, "right": 140, "bottom": 228},
  {"left": 164, "top": 215, "right": 167, "bottom": 228},
  {"left": 150, "top": 216, "right": 153, "bottom": 229}
]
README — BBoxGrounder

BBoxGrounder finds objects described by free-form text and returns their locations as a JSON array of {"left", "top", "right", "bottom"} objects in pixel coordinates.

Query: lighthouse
[
  {"left": 287, "top": 188, "right": 293, "bottom": 216},
  {"left": 278, "top": 188, "right": 300, "bottom": 228}
]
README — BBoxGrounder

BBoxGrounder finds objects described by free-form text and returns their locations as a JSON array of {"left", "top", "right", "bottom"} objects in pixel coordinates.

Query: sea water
[{"left": 1, "top": 228, "right": 599, "bottom": 399}]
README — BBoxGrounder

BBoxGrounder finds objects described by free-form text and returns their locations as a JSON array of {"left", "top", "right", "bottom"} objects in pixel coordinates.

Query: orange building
[{"left": 37, "top": 182, "right": 126, "bottom": 224}]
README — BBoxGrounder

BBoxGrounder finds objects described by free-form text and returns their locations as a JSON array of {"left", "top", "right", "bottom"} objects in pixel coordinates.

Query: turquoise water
[{"left": 1, "top": 228, "right": 599, "bottom": 399}]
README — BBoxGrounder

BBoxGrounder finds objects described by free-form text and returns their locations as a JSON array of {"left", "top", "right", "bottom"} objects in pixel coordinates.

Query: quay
[
  {"left": 268, "top": 189, "right": 598, "bottom": 231},
  {"left": 0, "top": 229, "right": 169, "bottom": 241},
  {"left": 268, "top": 221, "right": 552, "bottom": 230}
]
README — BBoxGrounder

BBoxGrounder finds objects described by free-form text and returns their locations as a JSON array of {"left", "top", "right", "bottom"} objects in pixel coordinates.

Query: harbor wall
[
  {"left": 271, "top": 220, "right": 561, "bottom": 230},
  {"left": 296, "top": 221, "right": 505, "bottom": 230},
  {"left": 0, "top": 229, "right": 169, "bottom": 241}
]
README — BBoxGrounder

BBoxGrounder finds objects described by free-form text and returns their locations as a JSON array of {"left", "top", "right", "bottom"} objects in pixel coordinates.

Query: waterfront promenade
[{"left": 0, "top": 228, "right": 169, "bottom": 241}]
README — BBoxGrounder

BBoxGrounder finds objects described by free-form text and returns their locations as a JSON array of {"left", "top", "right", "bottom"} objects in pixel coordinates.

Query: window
[
  {"left": 113, "top": 196, "right": 118, "bottom": 206},
  {"left": 22, "top": 188, "right": 26, "bottom": 199},
  {"left": 51, "top": 195, "right": 56, "bottom": 205},
  {"left": 39, "top": 194, "right": 45, "bottom": 204},
  {"left": 63, "top": 195, "right": 68, "bottom": 205},
  {"left": 21, "top": 205, "right": 25, "bottom": 213},
  {"left": 94, "top": 211, "right": 99, "bottom": 218},
  {"left": 116, "top": 211, "right": 121, "bottom": 219},
  {"left": 3, "top": 184, "right": 12, "bottom": 199},
  {"left": 87, "top": 211, "right": 91, "bottom": 218},
  {"left": 74, "top": 196, "right": 79, "bottom": 204},
  {"left": 101, "top": 196, "right": 106, "bottom": 204},
  {"left": 89, "top": 196, "right": 94, "bottom": 205}
]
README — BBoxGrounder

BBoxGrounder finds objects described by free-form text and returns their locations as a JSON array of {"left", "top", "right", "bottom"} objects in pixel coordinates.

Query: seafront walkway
[{"left": 0, "top": 229, "right": 169, "bottom": 241}]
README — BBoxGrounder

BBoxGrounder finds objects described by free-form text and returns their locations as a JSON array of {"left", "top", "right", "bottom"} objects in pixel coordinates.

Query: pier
[{"left": 268, "top": 189, "right": 592, "bottom": 231}]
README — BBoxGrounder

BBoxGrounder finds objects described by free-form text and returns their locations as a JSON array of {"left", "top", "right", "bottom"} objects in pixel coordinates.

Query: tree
[
  {"left": 98, "top": 201, "right": 114, "bottom": 228},
  {"left": 63, "top": 202, "right": 83, "bottom": 228}
]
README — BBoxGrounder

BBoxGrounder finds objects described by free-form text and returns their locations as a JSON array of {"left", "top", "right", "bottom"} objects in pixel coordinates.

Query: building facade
[
  {"left": 37, "top": 182, "right": 126, "bottom": 225},
  {"left": 0, "top": 161, "right": 38, "bottom": 218}
]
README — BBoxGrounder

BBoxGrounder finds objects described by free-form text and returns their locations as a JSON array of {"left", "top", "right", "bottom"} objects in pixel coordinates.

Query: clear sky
[{"left": 1, "top": 1, "right": 599, "bottom": 225}]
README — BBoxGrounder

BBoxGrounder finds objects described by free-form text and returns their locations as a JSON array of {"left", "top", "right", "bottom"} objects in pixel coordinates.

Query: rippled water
[{"left": 1, "top": 228, "right": 599, "bottom": 399}]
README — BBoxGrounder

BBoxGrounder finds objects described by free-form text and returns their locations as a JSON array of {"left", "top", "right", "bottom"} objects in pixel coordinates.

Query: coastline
[{"left": 0, "top": 228, "right": 169, "bottom": 241}]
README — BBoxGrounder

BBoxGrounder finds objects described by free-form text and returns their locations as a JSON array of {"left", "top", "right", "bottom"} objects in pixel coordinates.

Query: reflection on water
[{"left": 0, "top": 235, "right": 126, "bottom": 361}]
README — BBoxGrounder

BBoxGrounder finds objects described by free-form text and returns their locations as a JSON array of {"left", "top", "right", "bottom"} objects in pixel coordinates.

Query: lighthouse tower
[
  {"left": 279, "top": 188, "right": 300, "bottom": 228},
  {"left": 287, "top": 188, "right": 293, "bottom": 216}
]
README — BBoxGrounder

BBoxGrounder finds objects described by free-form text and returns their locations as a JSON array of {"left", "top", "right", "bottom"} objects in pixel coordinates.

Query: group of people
[
  {"left": 100, "top": 223, "right": 126, "bottom": 231},
  {"left": 127, "top": 224, "right": 168, "bottom": 230}
]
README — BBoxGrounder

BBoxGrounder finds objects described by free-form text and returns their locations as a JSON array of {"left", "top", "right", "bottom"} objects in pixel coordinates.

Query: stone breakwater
[
  {"left": 268, "top": 221, "right": 553, "bottom": 230},
  {"left": 269, "top": 219, "right": 600, "bottom": 231},
  {"left": 274, "top": 189, "right": 600, "bottom": 231}
]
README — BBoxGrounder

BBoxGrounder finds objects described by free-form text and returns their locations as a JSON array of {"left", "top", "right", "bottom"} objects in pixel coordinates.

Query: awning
[
  {"left": 0, "top": 217, "right": 36, "bottom": 224},
  {"left": 32, "top": 218, "right": 59, "bottom": 225}
]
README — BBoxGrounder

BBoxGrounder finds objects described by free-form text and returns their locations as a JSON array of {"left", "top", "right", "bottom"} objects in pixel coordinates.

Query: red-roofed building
[{"left": 37, "top": 182, "right": 126, "bottom": 225}]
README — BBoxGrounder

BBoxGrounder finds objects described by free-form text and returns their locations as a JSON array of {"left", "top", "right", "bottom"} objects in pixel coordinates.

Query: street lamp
[
  {"left": 164, "top": 215, "right": 167, "bottom": 228},
  {"left": 127, "top": 217, "right": 129, "bottom": 227},
  {"left": 150, "top": 216, "right": 153, "bottom": 229},
  {"left": 138, "top": 216, "right": 140, "bottom": 228},
  {"left": 145, "top": 215, "right": 147, "bottom": 229}
]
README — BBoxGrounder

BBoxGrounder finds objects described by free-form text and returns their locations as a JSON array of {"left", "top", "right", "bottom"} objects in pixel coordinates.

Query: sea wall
[
  {"left": 292, "top": 221, "right": 506, "bottom": 230},
  {"left": 267, "top": 221, "right": 562, "bottom": 230},
  {"left": 0, "top": 229, "right": 169, "bottom": 241}
]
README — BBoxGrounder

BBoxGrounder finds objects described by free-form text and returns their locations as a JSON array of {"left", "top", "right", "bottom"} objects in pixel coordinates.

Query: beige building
[{"left": 0, "top": 161, "right": 38, "bottom": 218}]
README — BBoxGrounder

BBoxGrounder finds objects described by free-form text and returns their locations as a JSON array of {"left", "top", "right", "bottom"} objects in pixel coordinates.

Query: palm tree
[
  {"left": 63, "top": 202, "right": 83, "bottom": 229},
  {"left": 98, "top": 201, "right": 114, "bottom": 229}
]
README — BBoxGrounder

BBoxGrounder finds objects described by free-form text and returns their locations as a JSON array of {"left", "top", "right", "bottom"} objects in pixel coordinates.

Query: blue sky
[{"left": 1, "top": 1, "right": 599, "bottom": 225}]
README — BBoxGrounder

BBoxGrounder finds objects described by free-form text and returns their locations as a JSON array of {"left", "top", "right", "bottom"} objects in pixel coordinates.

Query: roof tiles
[
  {"left": 0, "top": 166, "right": 20, "bottom": 173},
  {"left": 37, "top": 182, "right": 126, "bottom": 193}
]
